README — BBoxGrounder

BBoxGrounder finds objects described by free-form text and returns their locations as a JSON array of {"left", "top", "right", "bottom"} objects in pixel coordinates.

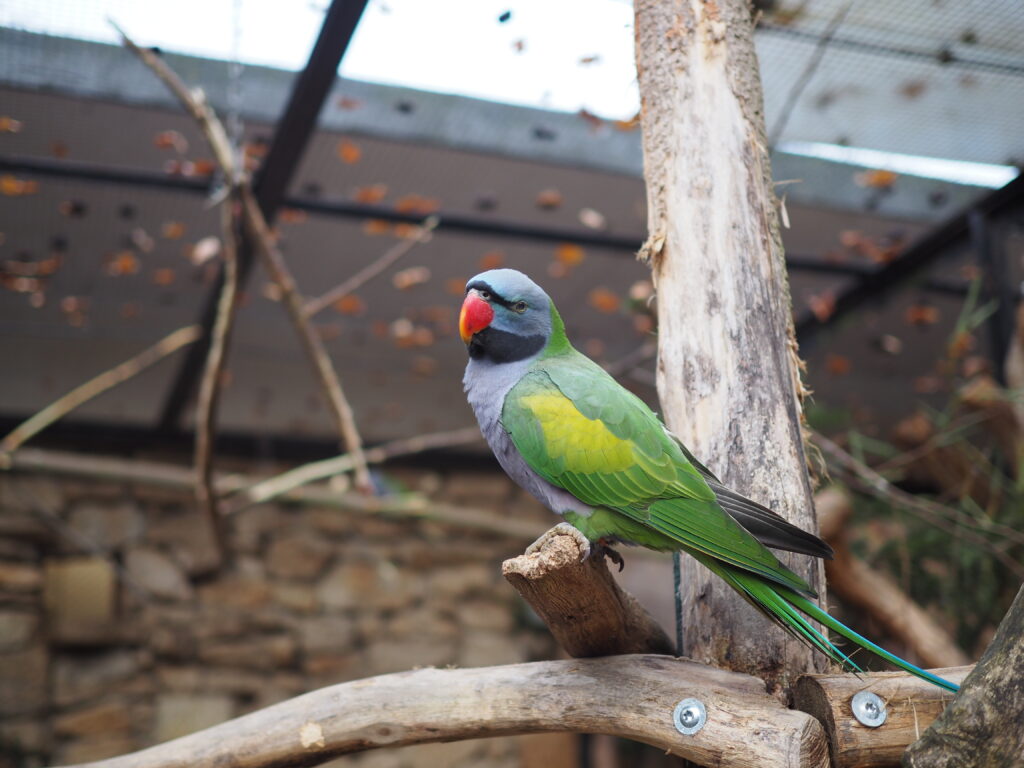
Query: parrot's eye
[
  {"left": 480, "top": 290, "right": 491, "bottom": 300},
  {"left": 513, "top": 301, "right": 528, "bottom": 313}
]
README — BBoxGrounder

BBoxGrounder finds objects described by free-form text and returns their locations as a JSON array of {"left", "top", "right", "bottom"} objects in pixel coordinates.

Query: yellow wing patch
[{"left": 519, "top": 392, "right": 635, "bottom": 474}]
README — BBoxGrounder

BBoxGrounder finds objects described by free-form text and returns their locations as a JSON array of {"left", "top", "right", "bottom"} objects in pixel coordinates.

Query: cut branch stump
[{"left": 502, "top": 525, "right": 674, "bottom": 657}]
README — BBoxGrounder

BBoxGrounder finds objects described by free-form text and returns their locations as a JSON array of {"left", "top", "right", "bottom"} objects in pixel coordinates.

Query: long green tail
[{"left": 703, "top": 557, "right": 960, "bottom": 692}]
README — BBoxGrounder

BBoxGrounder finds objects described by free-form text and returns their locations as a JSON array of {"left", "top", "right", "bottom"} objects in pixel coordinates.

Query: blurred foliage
[{"left": 814, "top": 280, "right": 1022, "bottom": 656}]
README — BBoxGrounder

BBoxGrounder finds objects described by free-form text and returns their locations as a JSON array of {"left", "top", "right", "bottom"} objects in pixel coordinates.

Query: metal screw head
[
  {"left": 672, "top": 697, "right": 707, "bottom": 735},
  {"left": 851, "top": 691, "right": 887, "bottom": 727}
]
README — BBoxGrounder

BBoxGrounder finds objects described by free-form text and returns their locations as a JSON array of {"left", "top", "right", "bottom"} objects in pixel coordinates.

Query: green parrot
[{"left": 459, "top": 268, "right": 958, "bottom": 692}]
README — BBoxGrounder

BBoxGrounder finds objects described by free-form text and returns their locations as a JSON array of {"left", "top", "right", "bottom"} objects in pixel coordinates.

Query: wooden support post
[
  {"left": 794, "top": 666, "right": 972, "bottom": 768},
  {"left": 54, "top": 656, "right": 829, "bottom": 768},
  {"left": 634, "top": 0, "right": 826, "bottom": 692}
]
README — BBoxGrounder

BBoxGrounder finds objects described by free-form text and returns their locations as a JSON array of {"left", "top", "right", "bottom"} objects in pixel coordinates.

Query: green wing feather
[{"left": 501, "top": 352, "right": 959, "bottom": 692}]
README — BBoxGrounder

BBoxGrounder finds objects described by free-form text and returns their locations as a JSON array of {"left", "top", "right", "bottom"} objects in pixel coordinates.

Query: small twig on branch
[
  {"left": 811, "top": 432, "right": 1024, "bottom": 579},
  {"left": 225, "top": 426, "right": 482, "bottom": 513},
  {"left": 603, "top": 339, "right": 656, "bottom": 378},
  {"left": 47, "top": 655, "right": 829, "bottom": 768},
  {"left": 193, "top": 194, "right": 240, "bottom": 567},
  {"left": 239, "top": 186, "right": 372, "bottom": 492},
  {"left": 0, "top": 325, "right": 202, "bottom": 463},
  {"left": 303, "top": 216, "right": 439, "bottom": 318},
  {"left": 815, "top": 488, "right": 971, "bottom": 669},
  {"left": 115, "top": 23, "right": 372, "bottom": 493}
]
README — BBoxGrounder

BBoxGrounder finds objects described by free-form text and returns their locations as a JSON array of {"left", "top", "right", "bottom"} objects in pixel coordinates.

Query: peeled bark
[{"left": 634, "top": 0, "right": 826, "bottom": 693}]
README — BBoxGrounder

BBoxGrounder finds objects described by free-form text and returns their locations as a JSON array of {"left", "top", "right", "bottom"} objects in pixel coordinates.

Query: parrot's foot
[
  {"left": 526, "top": 522, "right": 592, "bottom": 560},
  {"left": 597, "top": 539, "right": 625, "bottom": 572}
]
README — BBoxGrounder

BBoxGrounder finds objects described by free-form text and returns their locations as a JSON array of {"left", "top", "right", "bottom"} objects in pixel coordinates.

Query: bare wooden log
[
  {"left": 57, "top": 655, "right": 829, "bottom": 768},
  {"left": 903, "top": 583, "right": 1024, "bottom": 767},
  {"left": 502, "top": 526, "right": 674, "bottom": 657},
  {"left": 794, "top": 666, "right": 972, "bottom": 768},
  {"left": 634, "top": 0, "right": 826, "bottom": 691},
  {"left": 816, "top": 489, "right": 970, "bottom": 670}
]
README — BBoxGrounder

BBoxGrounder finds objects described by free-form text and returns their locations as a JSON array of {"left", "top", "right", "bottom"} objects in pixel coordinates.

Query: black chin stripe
[{"left": 469, "top": 327, "right": 545, "bottom": 363}]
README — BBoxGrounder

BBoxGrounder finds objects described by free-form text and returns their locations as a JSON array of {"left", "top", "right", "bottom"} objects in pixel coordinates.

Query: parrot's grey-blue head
[{"left": 460, "top": 269, "right": 557, "bottom": 364}]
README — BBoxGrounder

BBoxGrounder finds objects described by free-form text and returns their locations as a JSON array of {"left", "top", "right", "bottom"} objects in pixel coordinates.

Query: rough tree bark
[
  {"left": 633, "top": 0, "right": 826, "bottom": 694},
  {"left": 902, "top": 583, "right": 1024, "bottom": 767}
]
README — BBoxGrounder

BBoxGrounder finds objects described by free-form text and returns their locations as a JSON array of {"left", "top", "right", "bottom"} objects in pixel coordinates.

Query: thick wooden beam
[
  {"left": 794, "top": 667, "right": 971, "bottom": 768},
  {"left": 56, "top": 656, "right": 829, "bottom": 768}
]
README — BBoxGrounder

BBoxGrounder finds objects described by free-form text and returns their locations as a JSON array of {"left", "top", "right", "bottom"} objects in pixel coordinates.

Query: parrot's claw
[
  {"left": 526, "top": 522, "right": 592, "bottom": 560},
  {"left": 597, "top": 540, "right": 625, "bottom": 572}
]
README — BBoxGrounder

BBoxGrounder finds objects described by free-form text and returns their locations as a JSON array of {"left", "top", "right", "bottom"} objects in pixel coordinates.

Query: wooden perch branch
[
  {"left": 502, "top": 525, "right": 674, "bottom": 657},
  {"left": 0, "top": 325, "right": 202, "bottom": 461},
  {"left": 816, "top": 488, "right": 970, "bottom": 669},
  {"left": 56, "top": 655, "right": 829, "bottom": 768},
  {"left": 794, "top": 665, "right": 972, "bottom": 768}
]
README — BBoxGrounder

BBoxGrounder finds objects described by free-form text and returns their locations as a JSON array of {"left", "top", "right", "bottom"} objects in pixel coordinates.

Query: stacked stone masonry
[{"left": 0, "top": 468, "right": 575, "bottom": 768}]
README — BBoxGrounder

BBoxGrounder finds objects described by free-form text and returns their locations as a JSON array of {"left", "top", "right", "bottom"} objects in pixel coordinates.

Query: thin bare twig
[
  {"left": 767, "top": 1, "right": 852, "bottom": 149},
  {"left": 110, "top": 20, "right": 237, "bottom": 180},
  {"left": 303, "top": 216, "right": 440, "bottom": 318},
  {"left": 603, "top": 340, "right": 657, "bottom": 378},
  {"left": 115, "top": 23, "right": 373, "bottom": 493},
  {"left": 193, "top": 194, "right": 240, "bottom": 566},
  {"left": 0, "top": 325, "right": 202, "bottom": 462},
  {"left": 226, "top": 426, "right": 482, "bottom": 513},
  {"left": 812, "top": 432, "right": 1024, "bottom": 579},
  {"left": 239, "top": 186, "right": 373, "bottom": 492}
]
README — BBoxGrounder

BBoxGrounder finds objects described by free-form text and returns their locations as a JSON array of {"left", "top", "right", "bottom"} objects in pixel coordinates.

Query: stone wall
[{"left": 0, "top": 465, "right": 574, "bottom": 768}]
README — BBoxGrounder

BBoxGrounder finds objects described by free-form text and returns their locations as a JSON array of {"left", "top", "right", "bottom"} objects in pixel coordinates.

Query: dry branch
[
  {"left": 239, "top": 186, "right": 372, "bottom": 492},
  {"left": 226, "top": 426, "right": 481, "bottom": 512},
  {"left": 192, "top": 195, "right": 240, "bottom": 568},
  {"left": 303, "top": 215, "right": 439, "bottom": 318},
  {"left": 0, "top": 325, "right": 202, "bottom": 461},
  {"left": 812, "top": 433, "right": 1024, "bottom": 579},
  {"left": 116, "top": 23, "right": 372, "bottom": 494},
  {"left": 4, "top": 447, "right": 540, "bottom": 541},
  {"left": 794, "top": 666, "right": 972, "bottom": 768},
  {"left": 502, "top": 525, "right": 674, "bottom": 657},
  {"left": 112, "top": 21, "right": 237, "bottom": 179},
  {"left": 54, "top": 655, "right": 829, "bottom": 768},
  {"left": 816, "top": 489, "right": 970, "bottom": 670}
]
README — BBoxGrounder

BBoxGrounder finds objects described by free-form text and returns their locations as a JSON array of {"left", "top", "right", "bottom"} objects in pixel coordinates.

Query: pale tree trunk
[{"left": 633, "top": 0, "right": 827, "bottom": 694}]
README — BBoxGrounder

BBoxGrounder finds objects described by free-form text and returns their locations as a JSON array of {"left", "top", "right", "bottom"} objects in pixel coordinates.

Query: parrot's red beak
[{"left": 459, "top": 290, "right": 494, "bottom": 344}]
